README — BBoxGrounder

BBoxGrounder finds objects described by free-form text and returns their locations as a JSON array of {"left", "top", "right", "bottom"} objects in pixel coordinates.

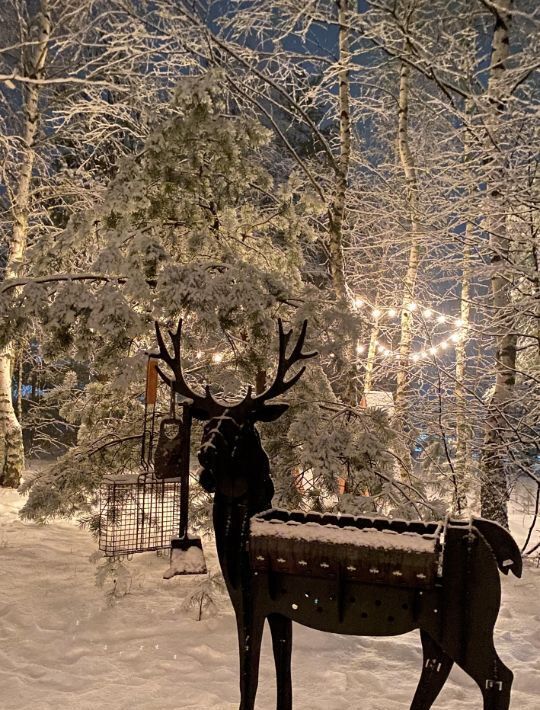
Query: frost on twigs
[
  {"left": 95, "top": 557, "right": 132, "bottom": 604},
  {"left": 180, "top": 572, "right": 227, "bottom": 622},
  {"left": 17, "top": 71, "right": 324, "bottom": 524},
  {"left": 13, "top": 70, "right": 402, "bottom": 526}
]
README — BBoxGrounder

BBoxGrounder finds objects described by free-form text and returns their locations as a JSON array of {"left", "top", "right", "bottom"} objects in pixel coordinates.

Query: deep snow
[{"left": 1, "top": 486, "right": 538, "bottom": 710}]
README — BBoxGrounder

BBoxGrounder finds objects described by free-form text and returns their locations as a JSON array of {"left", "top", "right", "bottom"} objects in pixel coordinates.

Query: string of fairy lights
[
  {"left": 351, "top": 296, "right": 467, "bottom": 362},
  {"left": 194, "top": 350, "right": 224, "bottom": 363},
  {"left": 189, "top": 295, "right": 467, "bottom": 367}
]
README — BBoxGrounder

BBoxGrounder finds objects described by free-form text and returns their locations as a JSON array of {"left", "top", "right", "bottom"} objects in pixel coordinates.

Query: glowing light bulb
[
  {"left": 372, "top": 308, "right": 382, "bottom": 318},
  {"left": 437, "top": 314, "right": 446, "bottom": 324},
  {"left": 212, "top": 352, "right": 224, "bottom": 363},
  {"left": 356, "top": 344, "right": 366, "bottom": 354},
  {"left": 353, "top": 297, "right": 364, "bottom": 309},
  {"left": 429, "top": 346, "right": 438, "bottom": 355},
  {"left": 411, "top": 353, "right": 420, "bottom": 362},
  {"left": 450, "top": 332, "right": 460, "bottom": 343},
  {"left": 407, "top": 302, "right": 417, "bottom": 312},
  {"left": 196, "top": 350, "right": 203, "bottom": 360},
  {"left": 423, "top": 308, "right": 433, "bottom": 319},
  {"left": 455, "top": 318, "right": 464, "bottom": 327},
  {"left": 440, "top": 341, "right": 449, "bottom": 350},
  {"left": 388, "top": 308, "right": 398, "bottom": 318}
]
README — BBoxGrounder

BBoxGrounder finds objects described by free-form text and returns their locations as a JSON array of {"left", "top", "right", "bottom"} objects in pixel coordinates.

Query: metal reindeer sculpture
[{"left": 154, "top": 319, "right": 522, "bottom": 710}]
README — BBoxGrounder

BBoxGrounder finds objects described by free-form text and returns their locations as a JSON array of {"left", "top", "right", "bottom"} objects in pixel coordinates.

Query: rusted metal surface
[
  {"left": 249, "top": 510, "right": 441, "bottom": 589},
  {"left": 153, "top": 418, "right": 184, "bottom": 480},
  {"left": 98, "top": 474, "right": 180, "bottom": 556},
  {"left": 145, "top": 357, "right": 159, "bottom": 405}
]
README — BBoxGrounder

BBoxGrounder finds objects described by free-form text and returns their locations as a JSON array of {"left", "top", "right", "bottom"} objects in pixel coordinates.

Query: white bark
[
  {"left": 480, "top": 0, "right": 514, "bottom": 527},
  {"left": 394, "top": 60, "right": 421, "bottom": 478},
  {"left": 454, "top": 232, "right": 471, "bottom": 511},
  {"left": 328, "top": 0, "right": 351, "bottom": 302},
  {"left": 0, "top": 354, "right": 24, "bottom": 486},
  {"left": 454, "top": 100, "right": 475, "bottom": 512},
  {"left": 0, "top": 1, "right": 51, "bottom": 487},
  {"left": 363, "top": 314, "right": 380, "bottom": 394}
]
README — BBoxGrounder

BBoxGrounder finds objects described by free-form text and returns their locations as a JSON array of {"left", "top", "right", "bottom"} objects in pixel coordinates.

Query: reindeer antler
[
  {"left": 153, "top": 318, "right": 316, "bottom": 416},
  {"left": 153, "top": 320, "right": 224, "bottom": 414},
  {"left": 245, "top": 319, "right": 317, "bottom": 408}
]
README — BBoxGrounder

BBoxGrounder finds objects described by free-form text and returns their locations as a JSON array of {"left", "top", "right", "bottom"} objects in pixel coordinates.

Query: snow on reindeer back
[
  {"left": 250, "top": 518, "right": 438, "bottom": 554},
  {"left": 249, "top": 515, "right": 440, "bottom": 587}
]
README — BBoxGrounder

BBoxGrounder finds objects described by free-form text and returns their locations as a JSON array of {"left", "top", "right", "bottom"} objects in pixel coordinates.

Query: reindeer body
[
  {"left": 212, "top": 479, "right": 520, "bottom": 710},
  {"left": 246, "top": 512, "right": 520, "bottom": 708},
  {"left": 153, "top": 319, "right": 521, "bottom": 710}
]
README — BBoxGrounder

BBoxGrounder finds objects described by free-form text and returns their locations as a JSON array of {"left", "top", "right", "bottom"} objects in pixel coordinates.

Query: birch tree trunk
[
  {"left": 327, "top": 0, "right": 351, "bottom": 302},
  {"left": 454, "top": 100, "right": 475, "bottom": 511},
  {"left": 363, "top": 313, "right": 380, "bottom": 394},
  {"left": 480, "top": 0, "right": 514, "bottom": 527},
  {"left": 454, "top": 232, "right": 471, "bottom": 511},
  {"left": 393, "top": 60, "right": 421, "bottom": 478},
  {"left": 0, "top": 1, "right": 51, "bottom": 487}
]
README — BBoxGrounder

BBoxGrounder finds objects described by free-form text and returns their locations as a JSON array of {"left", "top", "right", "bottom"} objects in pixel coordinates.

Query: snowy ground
[{"left": 1, "top": 485, "right": 538, "bottom": 710}]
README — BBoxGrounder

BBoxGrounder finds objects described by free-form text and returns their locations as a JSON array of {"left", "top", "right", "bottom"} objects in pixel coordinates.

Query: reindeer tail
[{"left": 472, "top": 517, "right": 523, "bottom": 578}]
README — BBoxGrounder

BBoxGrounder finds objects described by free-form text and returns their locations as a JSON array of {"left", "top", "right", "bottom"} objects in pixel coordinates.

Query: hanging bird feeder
[
  {"left": 98, "top": 355, "right": 207, "bottom": 576},
  {"left": 163, "top": 402, "right": 207, "bottom": 578},
  {"left": 158, "top": 368, "right": 207, "bottom": 577}
]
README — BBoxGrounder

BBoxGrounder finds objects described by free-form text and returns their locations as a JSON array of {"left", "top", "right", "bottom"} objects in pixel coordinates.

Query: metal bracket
[
  {"left": 485, "top": 680, "right": 503, "bottom": 691},
  {"left": 425, "top": 658, "right": 442, "bottom": 672}
]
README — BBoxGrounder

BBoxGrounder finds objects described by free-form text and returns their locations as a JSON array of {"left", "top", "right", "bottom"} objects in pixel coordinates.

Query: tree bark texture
[
  {"left": 328, "top": 0, "right": 351, "bottom": 302},
  {"left": 480, "top": 0, "right": 514, "bottom": 527},
  {"left": 454, "top": 101, "right": 476, "bottom": 512},
  {"left": 363, "top": 315, "right": 380, "bottom": 394},
  {"left": 0, "top": 1, "right": 51, "bottom": 487},
  {"left": 454, "top": 231, "right": 471, "bottom": 511},
  {"left": 394, "top": 60, "right": 421, "bottom": 478}
]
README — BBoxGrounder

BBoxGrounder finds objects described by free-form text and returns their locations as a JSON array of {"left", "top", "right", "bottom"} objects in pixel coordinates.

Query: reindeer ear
[{"left": 253, "top": 403, "right": 289, "bottom": 422}]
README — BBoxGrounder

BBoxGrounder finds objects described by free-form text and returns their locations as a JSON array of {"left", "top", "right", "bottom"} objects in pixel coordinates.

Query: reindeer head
[{"left": 153, "top": 319, "right": 316, "bottom": 500}]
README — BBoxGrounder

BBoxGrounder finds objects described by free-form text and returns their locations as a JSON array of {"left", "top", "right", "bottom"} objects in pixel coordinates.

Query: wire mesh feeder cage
[
  {"left": 98, "top": 472, "right": 181, "bottom": 557},
  {"left": 97, "top": 356, "right": 206, "bottom": 572}
]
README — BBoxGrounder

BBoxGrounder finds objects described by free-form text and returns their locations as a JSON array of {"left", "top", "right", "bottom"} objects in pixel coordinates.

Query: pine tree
[{"left": 20, "top": 73, "right": 398, "bottom": 524}]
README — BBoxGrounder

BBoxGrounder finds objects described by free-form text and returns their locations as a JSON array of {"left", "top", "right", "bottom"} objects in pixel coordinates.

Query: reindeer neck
[
  {"left": 211, "top": 431, "right": 274, "bottom": 592},
  {"left": 213, "top": 488, "right": 272, "bottom": 595}
]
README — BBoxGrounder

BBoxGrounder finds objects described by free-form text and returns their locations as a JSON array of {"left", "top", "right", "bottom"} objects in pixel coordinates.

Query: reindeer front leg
[
  {"left": 268, "top": 613, "right": 293, "bottom": 710},
  {"left": 234, "top": 598, "right": 266, "bottom": 710}
]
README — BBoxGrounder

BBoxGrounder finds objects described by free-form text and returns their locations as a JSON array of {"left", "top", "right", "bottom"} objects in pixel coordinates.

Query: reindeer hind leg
[
  {"left": 410, "top": 630, "right": 454, "bottom": 710},
  {"left": 268, "top": 613, "right": 293, "bottom": 710},
  {"left": 459, "top": 642, "right": 513, "bottom": 710}
]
